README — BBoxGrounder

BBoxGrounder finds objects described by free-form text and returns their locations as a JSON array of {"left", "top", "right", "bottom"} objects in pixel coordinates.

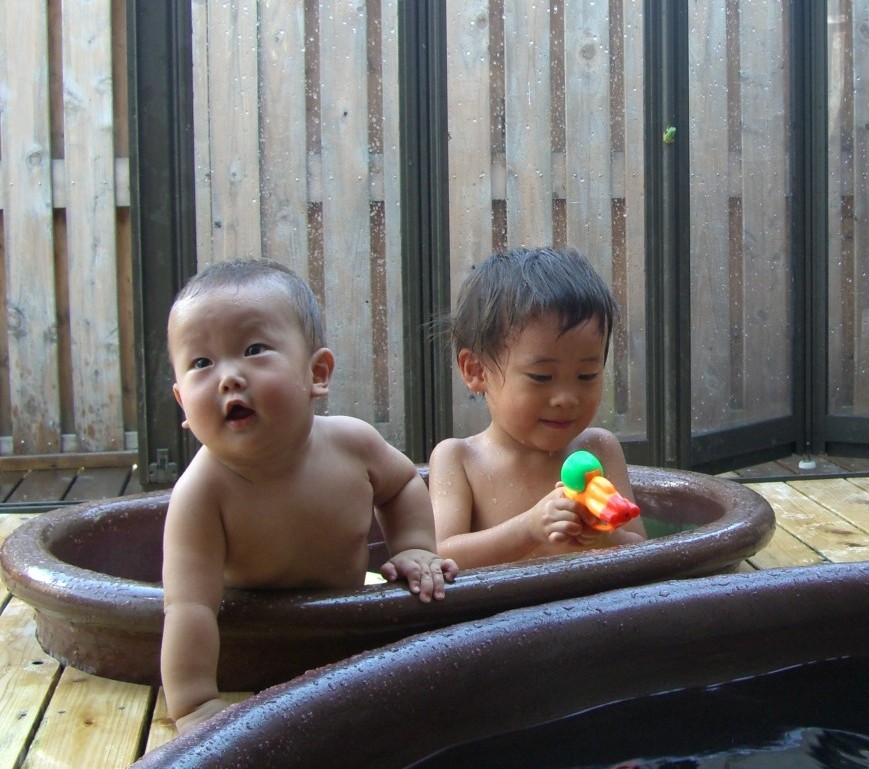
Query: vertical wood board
[
  {"left": 689, "top": 2, "right": 733, "bottom": 429},
  {"left": 21, "top": 667, "right": 151, "bottom": 769},
  {"left": 203, "top": 1, "right": 262, "bottom": 263},
  {"left": 738, "top": 1, "right": 790, "bottom": 421},
  {"left": 852, "top": 1, "right": 869, "bottom": 409},
  {"left": 563, "top": 0, "right": 612, "bottom": 267},
  {"left": 259, "top": 2, "right": 309, "bottom": 272},
  {"left": 446, "top": 0, "right": 495, "bottom": 437},
  {"left": 0, "top": 599, "right": 62, "bottom": 769},
  {"left": 621, "top": 0, "right": 646, "bottom": 433},
  {"left": 319, "top": 2, "right": 374, "bottom": 417},
  {"left": 62, "top": 0, "right": 124, "bottom": 451},
  {"left": 379, "top": 0, "right": 405, "bottom": 444},
  {"left": 504, "top": 0, "right": 552, "bottom": 245},
  {"left": 191, "top": 0, "right": 215, "bottom": 266},
  {"left": 827, "top": 0, "right": 847, "bottom": 410},
  {"left": 1, "top": 2, "right": 62, "bottom": 453}
]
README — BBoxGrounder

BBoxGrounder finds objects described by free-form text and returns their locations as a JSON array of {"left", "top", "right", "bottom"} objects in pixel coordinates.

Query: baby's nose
[{"left": 219, "top": 368, "right": 246, "bottom": 392}]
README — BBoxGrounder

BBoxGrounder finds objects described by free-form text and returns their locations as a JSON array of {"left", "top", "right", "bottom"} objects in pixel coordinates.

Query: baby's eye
[
  {"left": 245, "top": 343, "right": 268, "bottom": 356},
  {"left": 191, "top": 357, "right": 211, "bottom": 370},
  {"left": 526, "top": 372, "right": 551, "bottom": 383},
  {"left": 578, "top": 372, "right": 600, "bottom": 382}
]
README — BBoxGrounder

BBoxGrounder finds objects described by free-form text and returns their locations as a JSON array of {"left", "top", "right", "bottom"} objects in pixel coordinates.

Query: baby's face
[
  {"left": 481, "top": 314, "right": 607, "bottom": 454},
  {"left": 168, "top": 282, "right": 322, "bottom": 460}
]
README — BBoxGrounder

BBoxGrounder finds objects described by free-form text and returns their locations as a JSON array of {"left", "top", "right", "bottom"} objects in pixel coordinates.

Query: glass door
[{"left": 685, "top": 1, "right": 801, "bottom": 471}]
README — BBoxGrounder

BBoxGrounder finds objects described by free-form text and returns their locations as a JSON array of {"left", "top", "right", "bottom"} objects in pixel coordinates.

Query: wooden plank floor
[{"left": 1, "top": 461, "right": 868, "bottom": 768}]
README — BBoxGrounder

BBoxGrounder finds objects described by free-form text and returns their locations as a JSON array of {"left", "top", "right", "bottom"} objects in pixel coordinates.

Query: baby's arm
[
  {"left": 360, "top": 425, "right": 457, "bottom": 601},
  {"left": 160, "top": 475, "right": 229, "bottom": 734},
  {"left": 429, "top": 439, "right": 582, "bottom": 568}
]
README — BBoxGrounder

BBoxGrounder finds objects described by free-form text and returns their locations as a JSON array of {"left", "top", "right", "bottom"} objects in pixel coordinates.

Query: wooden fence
[
  {"left": 445, "top": 0, "right": 647, "bottom": 438},
  {"left": 190, "top": 0, "right": 407, "bottom": 447},
  {"left": 0, "top": 0, "right": 135, "bottom": 459},
  {"left": 191, "top": 0, "right": 649, "bottom": 449},
  {"left": 1, "top": 1, "right": 867, "bottom": 463}
]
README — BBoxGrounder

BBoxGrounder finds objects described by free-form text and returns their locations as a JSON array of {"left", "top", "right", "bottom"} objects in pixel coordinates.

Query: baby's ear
[
  {"left": 310, "top": 347, "right": 335, "bottom": 397},
  {"left": 172, "top": 384, "right": 190, "bottom": 429},
  {"left": 457, "top": 349, "right": 487, "bottom": 393}
]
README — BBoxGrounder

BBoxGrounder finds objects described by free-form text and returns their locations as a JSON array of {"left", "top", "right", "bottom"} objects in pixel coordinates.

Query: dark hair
[
  {"left": 450, "top": 246, "right": 618, "bottom": 363},
  {"left": 172, "top": 258, "right": 326, "bottom": 351}
]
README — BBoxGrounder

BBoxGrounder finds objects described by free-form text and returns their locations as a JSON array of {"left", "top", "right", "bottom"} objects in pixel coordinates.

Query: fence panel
[
  {"left": 0, "top": 0, "right": 133, "bottom": 458},
  {"left": 191, "top": 0, "right": 406, "bottom": 447},
  {"left": 504, "top": 0, "right": 552, "bottom": 245},
  {"left": 445, "top": 2, "right": 648, "bottom": 441},
  {"left": 195, "top": 0, "right": 262, "bottom": 264},
  {"left": 320, "top": 2, "right": 375, "bottom": 417},
  {"left": 688, "top": 1, "right": 732, "bottom": 430},
  {"left": 5, "top": 1, "right": 864, "bottom": 465},
  {"left": 738, "top": 1, "right": 790, "bottom": 423},
  {"left": 62, "top": 0, "right": 124, "bottom": 451},
  {"left": 259, "top": 3, "right": 308, "bottom": 268},
  {"left": 0, "top": 2, "right": 61, "bottom": 453},
  {"left": 621, "top": 0, "right": 646, "bottom": 435},
  {"left": 445, "top": 0, "right": 495, "bottom": 437}
]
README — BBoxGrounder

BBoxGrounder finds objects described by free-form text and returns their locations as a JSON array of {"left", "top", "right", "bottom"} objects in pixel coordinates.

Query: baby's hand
[
  {"left": 173, "top": 697, "right": 230, "bottom": 736},
  {"left": 381, "top": 549, "right": 459, "bottom": 603}
]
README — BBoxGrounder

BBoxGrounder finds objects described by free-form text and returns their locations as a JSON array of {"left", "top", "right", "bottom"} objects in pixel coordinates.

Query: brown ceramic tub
[
  {"left": 130, "top": 561, "right": 869, "bottom": 769},
  {"left": 0, "top": 466, "right": 774, "bottom": 691}
]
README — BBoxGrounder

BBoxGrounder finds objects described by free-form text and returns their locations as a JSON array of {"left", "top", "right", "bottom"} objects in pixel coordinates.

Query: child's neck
[{"left": 481, "top": 423, "right": 572, "bottom": 467}]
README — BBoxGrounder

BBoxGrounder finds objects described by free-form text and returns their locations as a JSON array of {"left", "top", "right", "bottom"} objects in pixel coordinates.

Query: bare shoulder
[
  {"left": 314, "top": 415, "right": 415, "bottom": 491},
  {"left": 166, "top": 449, "right": 225, "bottom": 519},
  {"left": 571, "top": 427, "right": 632, "bottom": 493},
  {"left": 428, "top": 435, "right": 479, "bottom": 486},
  {"left": 571, "top": 426, "right": 624, "bottom": 459},
  {"left": 316, "top": 414, "right": 386, "bottom": 453},
  {"left": 429, "top": 436, "right": 471, "bottom": 466},
  {"left": 430, "top": 438, "right": 468, "bottom": 462},
  {"left": 162, "top": 451, "right": 228, "bottom": 573}
]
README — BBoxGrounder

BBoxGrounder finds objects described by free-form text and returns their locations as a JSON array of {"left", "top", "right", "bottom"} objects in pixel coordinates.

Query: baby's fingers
[
  {"left": 414, "top": 566, "right": 436, "bottom": 603},
  {"left": 383, "top": 551, "right": 455, "bottom": 603},
  {"left": 379, "top": 561, "right": 399, "bottom": 583},
  {"left": 440, "top": 557, "right": 459, "bottom": 583}
]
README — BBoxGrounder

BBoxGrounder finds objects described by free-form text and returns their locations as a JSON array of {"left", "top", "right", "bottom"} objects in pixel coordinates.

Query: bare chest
[
  {"left": 468, "top": 465, "right": 559, "bottom": 532},
  {"left": 219, "top": 472, "right": 376, "bottom": 588}
]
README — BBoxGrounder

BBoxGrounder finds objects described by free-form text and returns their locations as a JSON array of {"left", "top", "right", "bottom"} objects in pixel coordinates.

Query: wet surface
[{"left": 0, "top": 467, "right": 775, "bottom": 689}]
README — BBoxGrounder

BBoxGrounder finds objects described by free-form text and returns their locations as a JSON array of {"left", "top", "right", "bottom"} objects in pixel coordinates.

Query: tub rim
[
  {"left": 130, "top": 561, "right": 869, "bottom": 769},
  {"left": 0, "top": 465, "right": 776, "bottom": 688},
  {"left": 1, "top": 465, "right": 773, "bottom": 626}
]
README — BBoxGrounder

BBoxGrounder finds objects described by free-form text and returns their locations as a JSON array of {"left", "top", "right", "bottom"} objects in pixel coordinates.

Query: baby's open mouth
[{"left": 226, "top": 403, "right": 255, "bottom": 421}]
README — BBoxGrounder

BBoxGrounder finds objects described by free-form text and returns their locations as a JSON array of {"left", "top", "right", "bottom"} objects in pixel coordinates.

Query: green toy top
[{"left": 560, "top": 450, "right": 604, "bottom": 493}]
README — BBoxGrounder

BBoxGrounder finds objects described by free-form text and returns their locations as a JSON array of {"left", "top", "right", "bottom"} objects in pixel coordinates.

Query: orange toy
[{"left": 560, "top": 451, "right": 640, "bottom": 532}]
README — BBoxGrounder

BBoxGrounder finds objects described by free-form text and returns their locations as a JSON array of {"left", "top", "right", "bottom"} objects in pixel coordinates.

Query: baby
[
  {"left": 429, "top": 246, "right": 646, "bottom": 568},
  {"left": 161, "top": 258, "right": 457, "bottom": 733}
]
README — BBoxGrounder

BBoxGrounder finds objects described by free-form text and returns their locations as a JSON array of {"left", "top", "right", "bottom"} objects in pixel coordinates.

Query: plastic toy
[{"left": 561, "top": 450, "right": 640, "bottom": 532}]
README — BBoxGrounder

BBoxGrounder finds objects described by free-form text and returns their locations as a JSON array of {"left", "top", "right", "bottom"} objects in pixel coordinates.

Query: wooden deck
[{"left": 1, "top": 461, "right": 869, "bottom": 768}]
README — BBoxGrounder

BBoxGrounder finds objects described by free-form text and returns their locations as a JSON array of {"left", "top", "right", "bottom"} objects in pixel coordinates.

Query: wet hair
[
  {"left": 171, "top": 258, "right": 326, "bottom": 351},
  {"left": 450, "top": 246, "right": 618, "bottom": 364}
]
